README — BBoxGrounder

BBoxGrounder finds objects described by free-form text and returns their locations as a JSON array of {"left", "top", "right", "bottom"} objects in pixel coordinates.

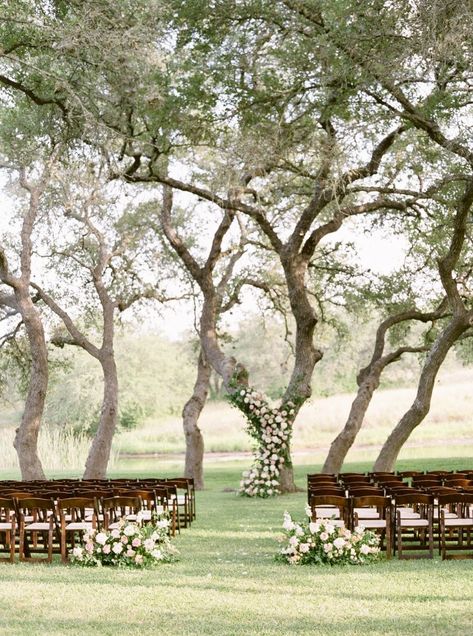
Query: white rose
[
  {"left": 124, "top": 525, "right": 138, "bottom": 536},
  {"left": 299, "top": 543, "right": 310, "bottom": 553},
  {"left": 112, "top": 542, "right": 124, "bottom": 554},
  {"left": 95, "top": 532, "right": 108, "bottom": 546},
  {"left": 333, "top": 538, "right": 346, "bottom": 550}
]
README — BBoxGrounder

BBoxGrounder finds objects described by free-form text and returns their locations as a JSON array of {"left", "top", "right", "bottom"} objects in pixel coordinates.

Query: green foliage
[{"left": 43, "top": 332, "right": 196, "bottom": 434}]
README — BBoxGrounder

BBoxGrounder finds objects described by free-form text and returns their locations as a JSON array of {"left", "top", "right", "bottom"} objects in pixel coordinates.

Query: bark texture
[
  {"left": 83, "top": 353, "right": 118, "bottom": 479},
  {"left": 182, "top": 349, "right": 210, "bottom": 489},
  {"left": 33, "top": 207, "right": 122, "bottom": 479},
  {"left": 13, "top": 292, "right": 48, "bottom": 479},
  {"left": 373, "top": 316, "right": 470, "bottom": 471},
  {"left": 322, "top": 307, "right": 445, "bottom": 474},
  {"left": 0, "top": 167, "right": 54, "bottom": 479}
]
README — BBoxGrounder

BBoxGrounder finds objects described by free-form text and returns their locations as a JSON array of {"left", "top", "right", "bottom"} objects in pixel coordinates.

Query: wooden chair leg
[{"left": 60, "top": 528, "right": 67, "bottom": 564}]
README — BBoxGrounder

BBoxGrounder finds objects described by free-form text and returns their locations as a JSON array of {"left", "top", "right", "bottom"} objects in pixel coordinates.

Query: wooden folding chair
[
  {"left": 17, "top": 497, "right": 58, "bottom": 563},
  {"left": 0, "top": 497, "right": 16, "bottom": 563},
  {"left": 351, "top": 495, "right": 392, "bottom": 559},
  {"left": 309, "top": 495, "right": 349, "bottom": 527},
  {"left": 56, "top": 497, "right": 98, "bottom": 563},
  {"left": 102, "top": 496, "right": 142, "bottom": 530},
  {"left": 438, "top": 493, "right": 473, "bottom": 560},
  {"left": 393, "top": 493, "right": 434, "bottom": 559}
]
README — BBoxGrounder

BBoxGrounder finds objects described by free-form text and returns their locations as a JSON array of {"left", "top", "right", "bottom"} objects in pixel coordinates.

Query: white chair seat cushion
[
  {"left": 314, "top": 507, "right": 340, "bottom": 519},
  {"left": 398, "top": 508, "right": 421, "bottom": 518},
  {"left": 65, "top": 522, "right": 93, "bottom": 531},
  {"left": 444, "top": 518, "right": 473, "bottom": 527},
  {"left": 399, "top": 518, "right": 429, "bottom": 527},
  {"left": 359, "top": 519, "right": 387, "bottom": 529},
  {"left": 170, "top": 495, "right": 187, "bottom": 505},
  {"left": 434, "top": 510, "right": 457, "bottom": 519},
  {"left": 25, "top": 522, "right": 51, "bottom": 531},
  {"left": 0, "top": 522, "right": 14, "bottom": 530},
  {"left": 354, "top": 509, "right": 380, "bottom": 519},
  {"left": 316, "top": 517, "right": 345, "bottom": 527}
]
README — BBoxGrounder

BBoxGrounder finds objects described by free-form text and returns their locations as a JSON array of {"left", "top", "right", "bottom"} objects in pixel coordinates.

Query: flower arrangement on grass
[
  {"left": 70, "top": 512, "right": 178, "bottom": 568},
  {"left": 277, "top": 506, "right": 381, "bottom": 565},
  {"left": 229, "top": 385, "right": 297, "bottom": 497}
]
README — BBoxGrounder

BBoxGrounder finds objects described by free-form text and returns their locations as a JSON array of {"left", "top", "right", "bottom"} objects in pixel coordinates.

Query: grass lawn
[{"left": 0, "top": 459, "right": 472, "bottom": 635}]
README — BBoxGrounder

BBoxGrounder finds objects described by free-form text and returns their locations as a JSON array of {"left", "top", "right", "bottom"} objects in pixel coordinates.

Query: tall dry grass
[
  {"left": 115, "top": 366, "right": 473, "bottom": 459},
  {"left": 0, "top": 427, "right": 117, "bottom": 472}
]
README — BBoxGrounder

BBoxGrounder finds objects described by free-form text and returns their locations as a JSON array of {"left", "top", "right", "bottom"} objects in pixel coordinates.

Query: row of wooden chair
[
  {"left": 0, "top": 477, "right": 196, "bottom": 530},
  {"left": 308, "top": 484, "right": 473, "bottom": 560},
  {"left": 0, "top": 492, "right": 174, "bottom": 564}
]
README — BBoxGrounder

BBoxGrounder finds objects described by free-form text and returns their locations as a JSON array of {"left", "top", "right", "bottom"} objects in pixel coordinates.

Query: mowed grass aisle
[{"left": 0, "top": 461, "right": 472, "bottom": 635}]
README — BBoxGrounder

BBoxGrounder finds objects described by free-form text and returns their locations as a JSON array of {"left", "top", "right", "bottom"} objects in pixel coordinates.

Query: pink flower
[
  {"left": 121, "top": 535, "right": 128, "bottom": 543},
  {"left": 85, "top": 543, "right": 94, "bottom": 553},
  {"left": 132, "top": 537, "right": 141, "bottom": 548},
  {"left": 102, "top": 544, "right": 111, "bottom": 554},
  {"left": 135, "top": 554, "right": 143, "bottom": 564}
]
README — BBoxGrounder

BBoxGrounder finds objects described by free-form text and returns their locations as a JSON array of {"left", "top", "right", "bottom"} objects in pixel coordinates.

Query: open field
[
  {"left": 0, "top": 367, "right": 472, "bottom": 474},
  {"left": 0, "top": 459, "right": 473, "bottom": 635},
  {"left": 115, "top": 366, "right": 473, "bottom": 464}
]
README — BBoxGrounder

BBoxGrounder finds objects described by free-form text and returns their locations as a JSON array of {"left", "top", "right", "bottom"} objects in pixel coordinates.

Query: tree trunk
[
  {"left": 322, "top": 373, "right": 380, "bottom": 474},
  {"left": 182, "top": 348, "right": 210, "bottom": 489},
  {"left": 13, "top": 294, "right": 47, "bottom": 480},
  {"left": 280, "top": 255, "right": 323, "bottom": 492},
  {"left": 373, "top": 316, "right": 469, "bottom": 471},
  {"left": 83, "top": 352, "right": 118, "bottom": 479}
]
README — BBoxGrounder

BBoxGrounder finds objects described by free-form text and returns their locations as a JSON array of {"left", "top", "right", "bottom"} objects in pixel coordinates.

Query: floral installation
[
  {"left": 70, "top": 512, "right": 179, "bottom": 568},
  {"left": 277, "top": 506, "right": 381, "bottom": 565},
  {"left": 229, "top": 384, "right": 297, "bottom": 497}
]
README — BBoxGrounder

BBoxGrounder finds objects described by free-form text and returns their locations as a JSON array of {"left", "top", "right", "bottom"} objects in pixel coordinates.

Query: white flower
[
  {"left": 95, "top": 532, "right": 108, "bottom": 546},
  {"left": 151, "top": 549, "right": 163, "bottom": 560},
  {"left": 323, "top": 543, "right": 333, "bottom": 552},
  {"left": 325, "top": 524, "right": 335, "bottom": 535},
  {"left": 299, "top": 543, "right": 310, "bottom": 553},
  {"left": 304, "top": 504, "right": 312, "bottom": 518},
  {"left": 333, "top": 537, "right": 346, "bottom": 550},
  {"left": 320, "top": 531, "right": 329, "bottom": 541},
  {"left": 111, "top": 529, "right": 120, "bottom": 539},
  {"left": 295, "top": 525, "right": 304, "bottom": 537},
  {"left": 360, "top": 544, "right": 371, "bottom": 555},
  {"left": 240, "top": 390, "right": 246, "bottom": 396},
  {"left": 112, "top": 542, "right": 124, "bottom": 554},
  {"left": 124, "top": 524, "right": 138, "bottom": 536},
  {"left": 289, "top": 535, "right": 299, "bottom": 547},
  {"left": 143, "top": 538, "right": 155, "bottom": 552},
  {"left": 72, "top": 546, "right": 84, "bottom": 558},
  {"left": 309, "top": 522, "right": 320, "bottom": 534}
]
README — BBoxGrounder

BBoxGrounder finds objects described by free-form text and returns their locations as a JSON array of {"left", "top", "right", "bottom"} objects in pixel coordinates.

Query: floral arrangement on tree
[
  {"left": 277, "top": 507, "right": 381, "bottom": 565},
  {"left": 70, "top": 512, "right": 178, "bottom": 568},
  {"left": 229, "top": 385, "right": 297, "bottom": 497}
]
